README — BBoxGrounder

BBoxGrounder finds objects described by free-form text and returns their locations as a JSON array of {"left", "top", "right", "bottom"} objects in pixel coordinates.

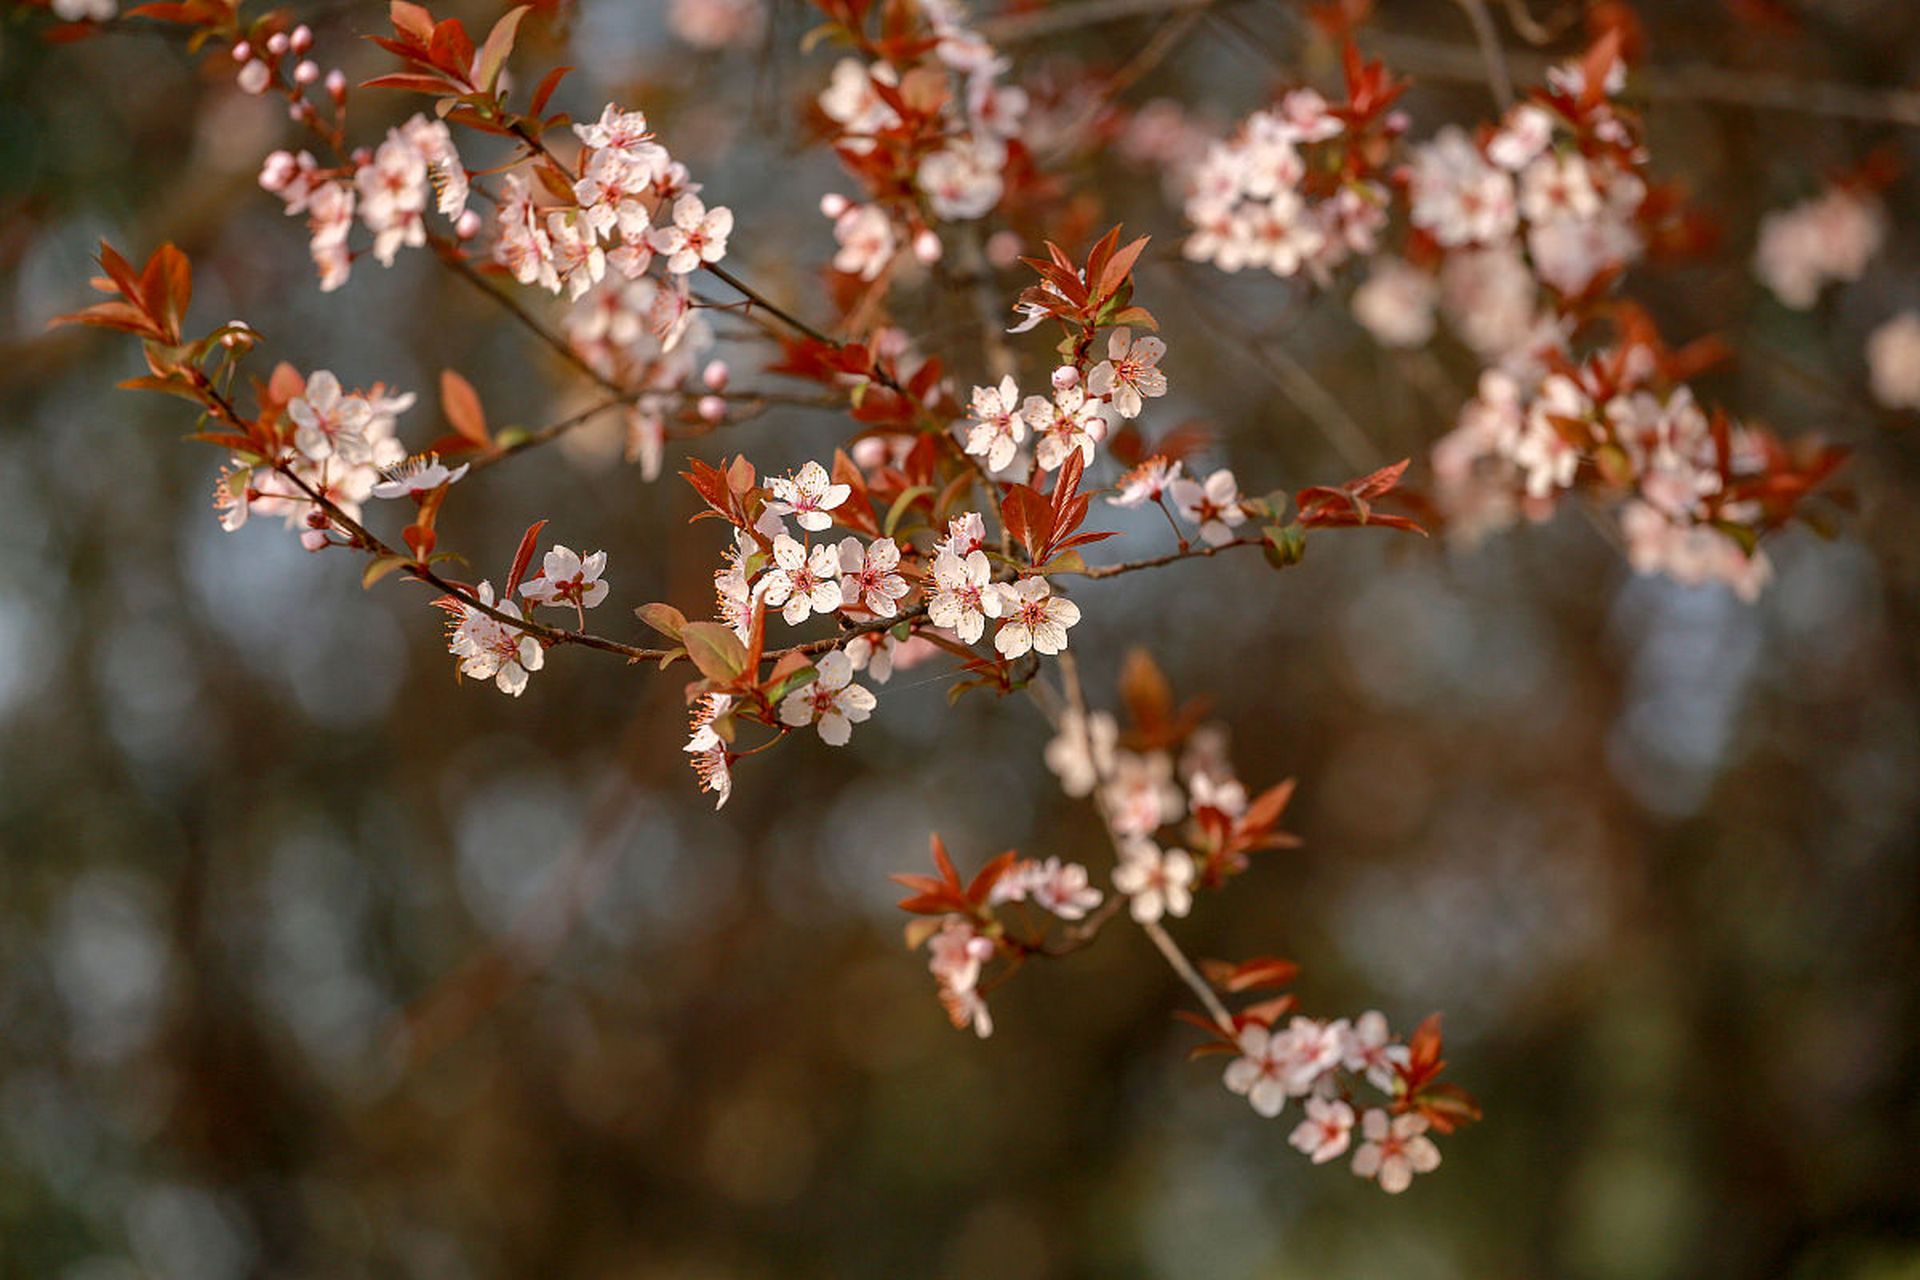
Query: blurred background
[{"left": 4, "top": 0, "right": 1920, "bottom": 1276}]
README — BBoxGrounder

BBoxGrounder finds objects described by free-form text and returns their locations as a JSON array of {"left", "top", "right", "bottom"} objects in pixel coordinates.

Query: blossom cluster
[
  {"left": 1182, "top": 81, "right": 1401, "bottom": 281},
  {"left": 259, "top": 113, "right": 468, "bottom": 291},
  {"left": 1430, "top": 314, "right": 1841, "bottom": 598},
  {"left": 1753, "top": 182, "right": 1886, "bottom": 310},
  {"left": 813, "top": 0, "right": 1031, "bottom": 280}
]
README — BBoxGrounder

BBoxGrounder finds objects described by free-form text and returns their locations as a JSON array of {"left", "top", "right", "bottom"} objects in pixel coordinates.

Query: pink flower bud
[
  {"left": 231, "top": 40, "right": 252, "bottom": 62},
  {"left": 702, "top": 360, "right": 729, "bottom": 391},
  {"left": 260, "top": 150, "right": 293, "bottom": 190},
  {"left": 290, "top": 23, "right": 312, "bottom": 52},
  {"left": 266, "top": 31, "right": 290, "bottom": 55},
  {"left": 237, "top": 60, "right": 272, "bottom": 95},
  {"left": 294, "top": 60, "right": 319, "bottom": 85},
  {"left": 819, "top": 193, "right": 850, "bottom": 219},
  {"left": 300, "top": 529, "right": 329, "bottom": 552},
  {"left": 1051, "top": 366, "right": 1079, "bottom": 392},
  {"left": 697, "top": 395, "right": 726, "bottom": 423},
  {"left": 351, "top": 146, "right": 372, "bottom": 166},
  {"left": 454, "top": 209, "right": 482, "bottom": 240},
  {"left": 325, "top": 69, "right": 346, "bottom": 101},
  {"left": 913, "top": 227, "right": 942, "bottom": 264}
]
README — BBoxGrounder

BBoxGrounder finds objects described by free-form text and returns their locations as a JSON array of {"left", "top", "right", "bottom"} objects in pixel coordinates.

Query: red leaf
[
  {"left": 529, "top": 64, "right": 572, "bottom": 116},
  {"left": 440, "top": 369, "right": 489, "bottom": 447},
  {"left": 505, "top": 518, "right": 548, "bottom": 598}
]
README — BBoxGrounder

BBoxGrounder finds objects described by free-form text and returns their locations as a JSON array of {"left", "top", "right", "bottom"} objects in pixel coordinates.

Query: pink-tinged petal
[{"left": 817, "top": 710, "right": 852, "bottom": 745}]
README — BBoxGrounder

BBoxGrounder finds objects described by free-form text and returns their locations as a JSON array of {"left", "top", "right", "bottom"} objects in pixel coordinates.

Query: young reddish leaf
[
  {"left": 427, "top": 17, "right": 477, "bottom": 83},
  {"left": 1098, "top": 234, "right": 1151, "bottom": 301},
  {"left": 529, "top": 64, "right": 572, "bottom": 116},
  {"left": 504, "top": 518, "right": 548, "bottom": 598},
  {"left": 361, "top": 72, "right": 464, "bottom": 95},
  {"left": 965, "top": 850, "right": 1019, "bottom": 905},
  {"left": 390, "top": 0, "right": 435, "bottom": 42},
  {"left": 1241, "top": 779, "right": 1298, "bottom": 838},
  {"left": 1001, "top": 484, "right": 1053, "bottom": 561},
  {"left": 928, "top": 832, "right": 959, "bottom": 888},
  {"left": 440, "top": 369, "right": 490, "bottom": 447}
]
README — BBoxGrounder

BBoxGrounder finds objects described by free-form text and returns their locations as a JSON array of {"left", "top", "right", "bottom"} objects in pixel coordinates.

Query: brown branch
[{"left": 1078, "top": 536, "right": 1263, "bottom": 579}]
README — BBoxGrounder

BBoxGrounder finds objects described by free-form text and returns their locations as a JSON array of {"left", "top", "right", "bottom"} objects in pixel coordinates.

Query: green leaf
[
  {"left": 1262, "top": 522, "right": 1307, "bottom": 570},
  {"left": 883, "top": 485, "right": 933, "bottom": 538},
  {"left": 767, "top": 664, "right": 820, "bottom": 704},
  {"left": 362, "top": 554, "right": 412, "bottom": 589},
  {"left": 634, "top": 602, "right": 688, "bottom": 641},
  {"left": 681, "top": 621, "right": 748, "bottom": 682}
]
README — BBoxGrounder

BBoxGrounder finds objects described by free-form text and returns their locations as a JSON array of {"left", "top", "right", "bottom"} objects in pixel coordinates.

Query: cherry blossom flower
[
  {"left": 372, "top": 454, "right": 468, "bottom": 499},
  {"left": 1754, "top": 186, "right": 1885, "bottom": 309},
  {"left": 1087, "top": 327, "right": 1168, "bottom": 420},
  {"left": 447, "top": 582, "right": 544, "bottom": 697},
  {"left": 1340, "top": 1010, "right": 1410, "bottom": 1093},
  {"left": 778, "top": 649, "right": 876, "bottom": 745},
  {"left": 1111, "top": 838, "right": 1194, "bottom": 923},
  {"left": 651, "top": 195, "right": 733, "bottom": 274},
  {"left": 1289, "top": 1097, "right": 1357, "bottom": 1164},
  {"left": 1351, "top": 1109, "right": 1442, "bottom": 1194},
  {"left": 962, "top": 375, "right": 1026, "bottom": 472},
  {"left": 932, "top": 511, "right": 987, "bottom": 560},
  {"left": 918, "top": 138, "right": 1005, "bottom": 221},
  {"left": 760, "top": 534, "right": 844, "bottom": 625},
  {"left": 1407, "top": 127, "right": 1517, "bottom": 248},
  {"left": 212, "top": 465, "right": 252, "bottom": 532},
  {"left": 919, "top": 550, "right": 992, "bottom": 643},
  {"left": 545, "top": 210, "right": 607, "bottom": 300},
  {"left": 991, "top": 576, "right": 1081, "bottom": 659},
  {"left": 355, "top": 128, "right": 428, "bottom": 266},
  {"left": 818, "top": 57, "right": 901, "bottom": 139},
  {"left": 1352, "top": 258, "right": 1439, "bottom": 349},
  {"left": 989, "top": 857, "right": 1104, "bottom": 921},
  {"left": 836, "top": 537, "right": 909, "bottom": 617},
  {"left": 399, "top": 115, "right": 467, "bottom": 219},
  {"left": 1222, "top": 1023, "right": 1295, "bottom": 1118},
  {"left": 1518, "top": 152, "right": 1601, "bottom": 225},
  {"left": 766, "top": 460, "right": 851, "bottom": 532},
  {"left": 926, "top": 918, "right": 995, "bottom": 1037},
  {"left": 1024, "top": 384, "right": 1110, "bottom": 472},
  {"left": 829, "top": 202, "right": 896, "bottom": 280},
  {"left": 1102, "top": 749, "right": 1183, "bottom": 838},
  {"left": 520, "top": 545, "right": 611, "bottom": 618},
  {"left": 1108, "top": 456, "right": 1183, "bottom": 509},
  {"left": 1170, "top": 469, "right": 1247, "bottom": 546},
  {"left": 684, "top": 692, "right": 734, "bottom": 809},
  {"left": 289, "top": 370, "right": 374, "bottom": 464},
  {"left": 1486, "top": 103, "right": 1553, "bottom": 171},
  {"left": 1867, "top": 311, "right": 1920, "bottom": 410},
  {"left": 1043, "top": 709, "right": 1116, "bottom": 798},
  {"left": 844, "top": 631, "right": 896, "bottom": 683}
]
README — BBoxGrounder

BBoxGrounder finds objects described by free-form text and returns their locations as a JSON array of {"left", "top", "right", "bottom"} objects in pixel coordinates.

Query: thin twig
[{"left": 1451, "top": 0, "right": 1515, "bottom": 110}]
